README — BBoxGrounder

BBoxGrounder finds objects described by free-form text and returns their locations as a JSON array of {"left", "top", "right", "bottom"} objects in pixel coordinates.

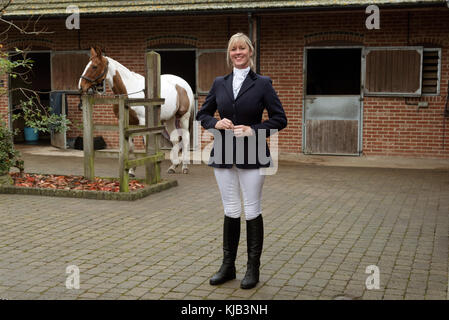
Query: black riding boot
[
  {"left": 240, "top": 215, "right": 263, "bottom": 289},
  {"left": 210, "top": 216, "right": 241, "bottom": 285}
]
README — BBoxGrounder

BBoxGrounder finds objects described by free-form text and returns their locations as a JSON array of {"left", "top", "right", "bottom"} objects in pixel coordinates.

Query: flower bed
[
  {"left": 0, "top": 172, "right": 177, "bottom": 201},
  {"left": 10, "top": 172, "right": 145, "bottom": 192}
]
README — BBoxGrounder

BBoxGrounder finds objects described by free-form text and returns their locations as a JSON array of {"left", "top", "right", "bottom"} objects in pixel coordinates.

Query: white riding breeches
[{"left": 213, "top": 167, "right": 265, "bottom": 221}]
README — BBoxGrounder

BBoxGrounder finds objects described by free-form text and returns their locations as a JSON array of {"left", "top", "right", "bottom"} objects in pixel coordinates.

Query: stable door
[{"left": 303, "top": 47, "right": 362, "bottom": 155}]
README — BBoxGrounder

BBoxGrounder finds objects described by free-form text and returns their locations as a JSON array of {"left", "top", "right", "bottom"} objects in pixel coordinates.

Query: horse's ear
[
  {"left": 94, "top": 46, "right": 103, "bottom": 58},
  {"left": 90, "top": 47, "right": 97, "bottom": 58}
]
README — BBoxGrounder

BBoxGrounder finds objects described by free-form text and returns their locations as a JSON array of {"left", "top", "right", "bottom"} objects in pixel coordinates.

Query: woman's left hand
[{"left": 233, "top": 125, "right": 254, "bottom": 137}]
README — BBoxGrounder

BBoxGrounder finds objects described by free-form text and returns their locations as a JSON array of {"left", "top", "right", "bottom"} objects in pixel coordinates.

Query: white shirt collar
[
  {"left": 232, "top": 66, "right": 250, "bottom": 99},
  {"left": 233, "top": 66, "right": 250, "bottom": 78}
]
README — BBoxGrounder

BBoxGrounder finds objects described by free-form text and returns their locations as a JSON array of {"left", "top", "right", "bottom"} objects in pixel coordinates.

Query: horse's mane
[{"left": 105, "top": 56, "right": 143, "bottom": 82}]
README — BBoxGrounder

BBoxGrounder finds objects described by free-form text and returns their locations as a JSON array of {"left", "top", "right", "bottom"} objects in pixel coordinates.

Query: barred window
[{"left": 421, "top": 48, "right": 441, "bottom": 95}]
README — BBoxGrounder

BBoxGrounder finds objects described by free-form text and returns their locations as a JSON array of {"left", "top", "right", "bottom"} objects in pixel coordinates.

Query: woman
[{"left": 196, "top": 33, "right": 287, "bottom": 289}]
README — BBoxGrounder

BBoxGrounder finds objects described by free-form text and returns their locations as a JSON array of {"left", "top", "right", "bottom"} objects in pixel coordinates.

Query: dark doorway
[
  {"left": 153, "top": 49, "right": 197, "bottom": 150},
  {"left": 10, "top": 51, "right": 51, "bottom": 143},
  {"left": 157, "top": 50, "right": 196, "bottom": 94},
  {"left": 306, "top": 48, "right": 361, "bottom": 95}
]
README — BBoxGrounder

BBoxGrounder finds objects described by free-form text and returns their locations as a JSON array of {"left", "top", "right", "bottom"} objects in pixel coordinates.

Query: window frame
[{"left": 362, "top": 46, "right": 423, "bottom": 97}]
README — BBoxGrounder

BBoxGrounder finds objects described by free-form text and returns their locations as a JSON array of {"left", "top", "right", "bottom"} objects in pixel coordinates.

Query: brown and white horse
[{"left": 79, "top": 47, "right": 193, "bottom": 175}]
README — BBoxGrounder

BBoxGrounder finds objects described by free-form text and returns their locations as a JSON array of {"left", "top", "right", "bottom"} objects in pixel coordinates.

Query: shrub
[{"left": 0, "top": 118, "right": 24, "bottom": 175}]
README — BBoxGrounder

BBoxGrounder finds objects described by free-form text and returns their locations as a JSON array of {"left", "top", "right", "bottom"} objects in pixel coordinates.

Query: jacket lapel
[
  {"left": 236, "top": 69, "right": 256, "bottom": 101},
  {"left": 223, "top": 72, "right": 234, "bottom": 102}
]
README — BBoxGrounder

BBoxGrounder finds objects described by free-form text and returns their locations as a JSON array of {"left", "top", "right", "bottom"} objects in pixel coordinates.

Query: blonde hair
[{"left": 226, "top": 32, "right": 254, "bottom": 69}]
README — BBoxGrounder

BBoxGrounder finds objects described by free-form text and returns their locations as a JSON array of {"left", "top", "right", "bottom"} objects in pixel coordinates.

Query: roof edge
[{"left": 2, "top": 2, "right": 448, "bottom": 20}]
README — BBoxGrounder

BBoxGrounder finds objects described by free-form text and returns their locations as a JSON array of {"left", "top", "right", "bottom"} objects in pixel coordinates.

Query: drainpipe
[
  {"left": 248, "top": 12, "right": 253, "bottom": 41},
  {"left": 256, "top": 15, "right": 261, "bottom": 74},
  {"left": 248, "top": 12, "right": 261, "bottom": 73}
]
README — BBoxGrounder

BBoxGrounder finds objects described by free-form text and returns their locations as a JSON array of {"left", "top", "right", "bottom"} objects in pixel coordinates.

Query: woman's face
[{"left": 229, "top": 40, "right": 252, "bottom": 69}]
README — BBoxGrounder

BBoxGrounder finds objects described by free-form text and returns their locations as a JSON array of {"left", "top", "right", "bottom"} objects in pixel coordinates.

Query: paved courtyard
[{"left": 0, "top": 152, "right": 448, "bottom": 300}]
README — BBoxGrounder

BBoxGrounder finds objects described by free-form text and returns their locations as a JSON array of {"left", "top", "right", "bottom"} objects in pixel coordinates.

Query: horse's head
[{"left": 79, "top": 47, "right": 109, "bottom": 94}]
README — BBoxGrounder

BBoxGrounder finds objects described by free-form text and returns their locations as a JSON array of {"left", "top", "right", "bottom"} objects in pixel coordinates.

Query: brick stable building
[{"left": 1, "top": 0, "right": 449, "bottom": 159}]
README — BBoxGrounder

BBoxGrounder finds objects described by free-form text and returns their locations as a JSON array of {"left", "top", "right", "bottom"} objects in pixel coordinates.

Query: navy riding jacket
[{"left": 196, "top": 69, "right": 287, "bottom": 169}]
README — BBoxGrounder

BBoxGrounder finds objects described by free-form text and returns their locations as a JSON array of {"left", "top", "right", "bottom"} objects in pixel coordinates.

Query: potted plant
[
  {"left": 3, "top": 48, "right": 70, "bottom": 141},
  {"left": 13, "top": 97, "right": 71, "bottom": 141},
  {"left": 0, "top": 118, "right": 24, "bottom": 184}
]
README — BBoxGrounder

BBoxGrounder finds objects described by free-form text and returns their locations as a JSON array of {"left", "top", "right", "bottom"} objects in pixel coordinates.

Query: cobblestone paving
[{"left": 0, "top": 154, "right": 448, "bottom": 300}]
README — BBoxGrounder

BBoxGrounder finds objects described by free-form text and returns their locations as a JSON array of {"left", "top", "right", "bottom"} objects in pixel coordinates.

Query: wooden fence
[{"left": 81, "top": 51, "right": 165, "bottom": 192}]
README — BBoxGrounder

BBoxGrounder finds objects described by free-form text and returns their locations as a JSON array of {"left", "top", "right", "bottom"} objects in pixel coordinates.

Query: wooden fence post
[
  {"left": 82, "top": 95, "right": 95, "bottom": 181},
  {"left": 145, "top": 51, "right": 162, "bottom": 184},
  {"left": 118, "top": 96, "right": 130, "bottom": 192}
]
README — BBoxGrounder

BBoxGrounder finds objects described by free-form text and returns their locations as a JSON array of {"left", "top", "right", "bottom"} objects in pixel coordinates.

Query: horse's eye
[{"left": 92, "top": 65, "right": 97, "bottom": 70}]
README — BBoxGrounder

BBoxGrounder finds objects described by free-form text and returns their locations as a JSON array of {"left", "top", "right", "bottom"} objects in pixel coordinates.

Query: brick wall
[
  {"left": 1, "top": 8, "right": 449, "bottom": 158},
  {"left": 258, "top": 8, "right": 449, "bottom": 158}
]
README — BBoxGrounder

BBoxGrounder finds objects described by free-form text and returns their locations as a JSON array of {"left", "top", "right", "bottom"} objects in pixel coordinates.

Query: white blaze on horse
[{"left": 79, "top": 47, "right": 193, "bottom": 175}]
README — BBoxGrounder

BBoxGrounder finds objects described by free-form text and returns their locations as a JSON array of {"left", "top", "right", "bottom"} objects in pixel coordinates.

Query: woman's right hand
[{"left": 215, "top": 118, "right": 234, "bottom": 130}]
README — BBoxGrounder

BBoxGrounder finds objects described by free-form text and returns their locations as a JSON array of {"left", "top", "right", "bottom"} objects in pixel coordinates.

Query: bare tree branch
[
  {"left": 0, "top": 21, "right": 11, "bottom": 36},
  {"left": 0, "top": 0, "right": 12, "bottom": 14},
  {"left": 0, "top": 16, "right": 53, "bottom": 35},
  {"left": 9, "top": 87, "right": 48, "bottom": 115},
  {"left": 10, "top": 87, "right": 51, "bottom": 96},
  {"left": 0, "top": 1, "right": 71, "bottom": 137}
]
